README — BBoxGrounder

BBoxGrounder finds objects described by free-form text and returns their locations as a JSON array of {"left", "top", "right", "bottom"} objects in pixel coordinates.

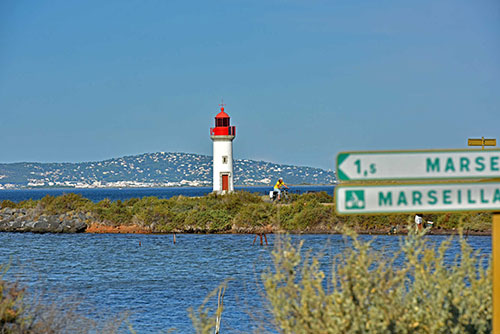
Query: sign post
[
  {"left": 495, "top": 213, "right": 500, "bottom": 332},
  {"left": 336, "top": 148, "right": 499, "bottom": 331},
  {"left": 468, "top": 138, "right": 498, "bottom": 328}
]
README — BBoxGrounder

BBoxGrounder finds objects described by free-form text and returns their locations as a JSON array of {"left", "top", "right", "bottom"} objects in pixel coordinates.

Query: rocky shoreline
[{"left": 0, "top": 208, "right": 87, "bottom": 233}]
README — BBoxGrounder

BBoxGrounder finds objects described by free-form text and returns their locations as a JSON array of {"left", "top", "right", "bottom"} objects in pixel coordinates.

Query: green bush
[
  {"left": 232, "top": 202, "right": 276, "bottom": 228},
  {"left": 94, "top": 199, "right": 134, "bottom": 226},
  {"left": 262, "top": 231, "right": 491, "bottom": 333},
  {"left": 16, "top": 199, "right": 37, "bottom": 209},
  {"left": 0, "top": 200, "right": 17, "bottom": 209},
  {"left": 184, "top": 208, "right": 232, "bottom": 232},
  {"left": 297, "top": 191, "right": 333, "bottom": 203},
  {"left": 38, "top": 194, "right": 92, "bottom": 215},
  {"left": 278, "top": 198, "right": 333, "bottom": 231}
]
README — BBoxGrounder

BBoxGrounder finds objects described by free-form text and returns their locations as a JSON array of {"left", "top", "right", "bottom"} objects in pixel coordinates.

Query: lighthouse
[{"left": 210, "top": 102, "right": 236, "bottom": 193}]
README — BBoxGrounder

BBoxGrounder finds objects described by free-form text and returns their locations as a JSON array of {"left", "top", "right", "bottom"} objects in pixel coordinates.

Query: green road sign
[
  {"left": 335, "top": 182, "right": 500, "bottom": 214},
  {"left": 337, "top": 149, "right": 500, "bottom": 181}
]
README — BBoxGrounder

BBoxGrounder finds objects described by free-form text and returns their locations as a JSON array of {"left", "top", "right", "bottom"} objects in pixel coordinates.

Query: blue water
[
  {"left": 0, "top": 233, "right": 491, "bottom": 333},
  {"left": 0, "top": 185, "right": 334, "bottom": 203}
]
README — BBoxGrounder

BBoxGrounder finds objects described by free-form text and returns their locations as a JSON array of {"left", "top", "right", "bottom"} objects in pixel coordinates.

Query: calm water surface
[{"left": 0, "top": 233, "right": 491, "bottom": 333}]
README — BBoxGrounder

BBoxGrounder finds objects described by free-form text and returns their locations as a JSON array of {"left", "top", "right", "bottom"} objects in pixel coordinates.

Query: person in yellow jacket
[{"left": 273, "top": 177, "right": 289, "bottom": 200}]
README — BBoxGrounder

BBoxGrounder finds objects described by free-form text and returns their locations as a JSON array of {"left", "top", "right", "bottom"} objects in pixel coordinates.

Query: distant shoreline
[{"left": 0, "top": 183, "right": 336, "bottom": 191}]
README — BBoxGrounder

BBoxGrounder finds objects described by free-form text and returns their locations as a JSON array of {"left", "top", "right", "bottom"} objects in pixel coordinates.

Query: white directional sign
[
  {"left": 337, "top": 149, "right": 500, "bottom": 181},
  {"left": 335, "top": 182, "right": 500, "bottom": 214}
]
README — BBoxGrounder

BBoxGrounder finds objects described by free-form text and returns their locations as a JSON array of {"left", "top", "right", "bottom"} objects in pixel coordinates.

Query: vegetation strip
[{"left": 0, "top": 191, "right": 491, "bottom": 234}]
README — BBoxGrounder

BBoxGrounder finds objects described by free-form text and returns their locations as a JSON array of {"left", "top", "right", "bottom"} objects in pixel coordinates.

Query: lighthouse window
[
  {"left": 216, "top": 118, "right": 229, "bottom": 127},
  {"left": 222, "top": 156, "right": 228, "bottom": 164}
]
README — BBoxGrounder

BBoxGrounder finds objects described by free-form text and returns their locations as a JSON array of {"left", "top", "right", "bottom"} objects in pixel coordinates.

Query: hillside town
[{"left": 0, "top": 152, "right": 335, "bottom": 189}]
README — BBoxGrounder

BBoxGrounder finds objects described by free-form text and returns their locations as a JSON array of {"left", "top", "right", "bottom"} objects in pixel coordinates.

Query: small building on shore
[{"left": 210, "top": 103, "right": 236, "bottom": 193}]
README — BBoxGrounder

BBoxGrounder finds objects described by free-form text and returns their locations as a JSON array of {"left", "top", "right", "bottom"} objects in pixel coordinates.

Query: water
[
  {"left": 0, "top": 233, "right": 491, "bottom": 333},
  {"left": 0, "top": 185, "right": 334, "bottom": 203}
]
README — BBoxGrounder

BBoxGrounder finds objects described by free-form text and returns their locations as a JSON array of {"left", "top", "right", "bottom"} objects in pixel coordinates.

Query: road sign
[
  {"left": 468, "top": 137, "right": 496, "bottom": 148},
  {"left": 335, "top": 146, "right": 500, "bottom": 332},
  {"left": 337, "top": 149, "right": 500, "bottom": 181},
  {"left": 335, "top": 182, "right": 500, "bottom": 214}
]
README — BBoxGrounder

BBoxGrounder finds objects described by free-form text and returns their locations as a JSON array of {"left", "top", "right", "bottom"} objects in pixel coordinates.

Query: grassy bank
[{"left": 0, "top": 191, "right": 492, "bottom": 234}]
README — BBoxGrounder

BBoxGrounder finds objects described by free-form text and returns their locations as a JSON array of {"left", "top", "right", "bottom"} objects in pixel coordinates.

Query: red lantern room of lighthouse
[
  {"left": 210, "top": 104, "right": 236, "bottom": 193},
  {"left": 210, "top": 106, "right": 236, "bottom": 136}
]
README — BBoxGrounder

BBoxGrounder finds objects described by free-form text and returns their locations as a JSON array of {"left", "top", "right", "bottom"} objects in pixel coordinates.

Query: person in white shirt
[{"left": 415, "top": 214, "right": 423, "bottom": 232}]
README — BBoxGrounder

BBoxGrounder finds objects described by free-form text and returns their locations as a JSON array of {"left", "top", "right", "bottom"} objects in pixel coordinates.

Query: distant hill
[{"left": 0, "top": 152, "right": 336, "bottom": 189}]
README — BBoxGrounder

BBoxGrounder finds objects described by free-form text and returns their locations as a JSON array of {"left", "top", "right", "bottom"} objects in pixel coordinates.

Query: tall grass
[{"left": 188, "top": 282, "right": 228, "bottom": 334}]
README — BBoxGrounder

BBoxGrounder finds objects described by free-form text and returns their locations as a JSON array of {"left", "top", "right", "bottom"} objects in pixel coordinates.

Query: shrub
[
  {"left": 16, "top": 199, "right": 37, "bottom": 210},
  {"left": 262, "top": 231, "right": 491, "bottom": 333},
  {"left": 38, "top": 194, "right": 92, "bottom": 215},
  {"left": 232, "top": 202, "right": 276, "bottom": 228},
  {"left": 278, "top": 198, "right": 333, "bottom": 231},
  {"left": 184, "top": 208, "right": 232, "bottom": 232},
  {"left": 297, "top": 191, "right": 333, "bottom": 203},
  {"left": 0, "top": 265, "right": 25, "bottom": 332},
  {"left": 94, "top": 199, "right": 134, "bottom": 226},
  {"left": 0, "top": 200, "right": 16, "bottom": 209}
]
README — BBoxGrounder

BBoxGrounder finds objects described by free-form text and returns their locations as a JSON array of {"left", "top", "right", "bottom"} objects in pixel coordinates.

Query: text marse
[{"left": 426, "top": 156, "right": 500, "bottom": 173}]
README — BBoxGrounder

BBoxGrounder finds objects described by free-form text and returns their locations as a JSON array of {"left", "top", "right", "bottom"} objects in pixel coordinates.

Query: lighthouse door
[{"left": 222, "top": 174, "right": 229, "bottom": 192}]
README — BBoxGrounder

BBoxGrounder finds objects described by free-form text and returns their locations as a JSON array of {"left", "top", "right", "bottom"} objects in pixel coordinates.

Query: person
[
  {"left": 426, "top": 220, "right": 434, "bottom": 230},
  {"left": 273, "top": 177, "right": 289, "bottom": 200},
  {"left": 415, "top": 214, "right": 423, "bottom": 232},
  {"left": 389, "top": 225, "right": 398, "bottom": 235}
]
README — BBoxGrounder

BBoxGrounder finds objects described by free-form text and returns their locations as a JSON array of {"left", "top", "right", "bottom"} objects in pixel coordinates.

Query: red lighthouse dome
[
  {"left": 215, "top": 106, "right": 229, "bottom": 119},
  {"left": 210, "top": 104, "right": 236, "bottom": 137}
]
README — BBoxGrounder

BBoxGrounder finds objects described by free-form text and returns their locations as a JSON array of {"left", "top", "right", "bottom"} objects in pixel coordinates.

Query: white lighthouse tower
[{"left": 210, "top": 102, "right": 236, "bottom": 193}]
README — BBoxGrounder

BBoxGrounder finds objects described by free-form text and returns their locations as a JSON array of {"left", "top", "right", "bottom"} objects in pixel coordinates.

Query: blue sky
[{"left": 1, "top": 0, "right": 499, "bottom": 170}]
